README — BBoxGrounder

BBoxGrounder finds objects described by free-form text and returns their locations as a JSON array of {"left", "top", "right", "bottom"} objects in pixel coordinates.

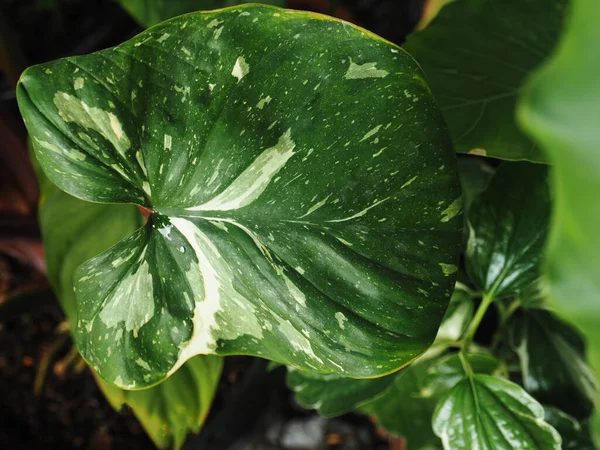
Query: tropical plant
[{"left": 15, "top": 0, "right": 599, "bottom": 448}]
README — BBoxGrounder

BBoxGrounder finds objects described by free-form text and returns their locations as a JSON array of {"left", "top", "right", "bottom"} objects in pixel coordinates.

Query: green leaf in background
[
  {"left": 517, "top": 0, "right": 600, "bottom": 422},
  {"left": 18, "top": 5, "right": 462, "bottom": 388},
  {"left": 456, "top": 156, "right": 494, "bottom": 217},
  {"left": 285, "top": 286, "right": 474, "bottom": 419},
  {"left": 361, "top": 353, "right": 497, "bottom": 449},
  {"left": 421, "top": 353, "right": 501, "bottom": 398},
  {"left": 544, "top": 406, "right": 597, "bottom": 450},
  {"left": 117, "top": 0, "right": 285, "bottom": 28},
  {"left": 286, "top": 368, "right": 396, "bottom": 418},
  {"left": 404, "top": 0, "right": 567, "bottom": 162},
  {"left": 433, "top": 286, "right": 473, "bottom": 345},
  {"left": 98, "top": 355, "right": 222, "bottom": 449},
  {"left": 36, "top": 163, "right": 222, "bottom": 449},
  {"left": 510, "top": 307, "right": 597, "bottom": 419},
  {"left": 466, "top": 163, "right": 550, "bottom": 300},
  {"left": 432, "top": 374, "right": 561, "bottom": 450},
  {"left": 360, "top": 357, "right": 441, "bottom": 450}
]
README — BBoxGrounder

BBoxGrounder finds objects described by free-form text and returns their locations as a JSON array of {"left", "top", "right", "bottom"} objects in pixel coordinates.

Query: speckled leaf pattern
[
  {"left": 118, "top": 0, "right": 285, "bottom": 27},
  {"left": 432, "top": 374, "right": 561, "bottom": 450},
  {"left": 517, "top": 0, "right": 600, "bottom": 418},
  {"left": 17, "top": 5, "right": 462, "bottom": 388},
  {"left": 510, "top": 308, "right": 597, "bottom": 419},
  {"left": 37, "top": 165, "right": 223, "bottom": 449},
  {"left": 285, "top": 286, "right": 474, "bottom": 419},
  {"left": 404, "top": 0, "right": 567, "bottom": 162},
  {"left": 466, "top": 163, "right": 550, "bottom": 300}
]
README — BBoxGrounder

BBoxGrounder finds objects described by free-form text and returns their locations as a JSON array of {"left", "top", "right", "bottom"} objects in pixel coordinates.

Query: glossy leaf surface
[
  {"left": 422, "top": 353, "right": 501, "bottom": 398},
  {"left": 37, "top": 161, "right": 222, "bottom": 448},
  {"left": 18, "top": 5, "right": 462, "bottom": 388},
  {"left": 118, "top": 0, "right": 285, "bottom": 27},
  {"left": 432, "top": 374, "right": 561, "bottom": 449},
  {"left": 404, "top": 0, "right": 567, "bottom": 161},
  {"left": 518, "top": 0, "right": 600, "bottom": 399},
  {"left": 286, "top": 287, "right": 473, "bottom": 418},
  {"left": 361, "top": 353, "right": 497, "bottom": 449},
  {"left": 466, "top": 163, "right": 550, "bottom": 300},
  {"left": 511, "top": 308, "right": 597, "bottom": 419}
]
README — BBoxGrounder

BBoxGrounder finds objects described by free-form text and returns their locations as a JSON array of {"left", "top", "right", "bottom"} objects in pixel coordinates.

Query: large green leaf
[
  {"left": 98, "top": 355, "right": 222, "bottom": 449},
  {"left": 37, "top": 164, "right": 222, "bottom": 448},
  {"left": 510, "top": 307, "right": 597, "bottom": 419},
  {"left": 432, "top": 374, "right": 561, "bottom": 449},
  {"left": 118, "top": 0, "right": 285, "bottom": 28},
  {"left": 517, "top": 0, "right": 600, "bottom": 405},
  {"left": 286, "top": 286, "right": 474, "bottom": 418},
  {"left": 466, "top": 162, "right": 550, "bottom": 299},
  {"left": 18, "top": 5, "right": 462, "bottom": 388},
  {"left": 404, "top": 0, "right": 567, "bottom": 162}
]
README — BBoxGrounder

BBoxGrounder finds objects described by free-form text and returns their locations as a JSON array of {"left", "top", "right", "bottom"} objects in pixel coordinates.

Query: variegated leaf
[{"left": 18, "top": 5, "right": 462, "bottom": 388}]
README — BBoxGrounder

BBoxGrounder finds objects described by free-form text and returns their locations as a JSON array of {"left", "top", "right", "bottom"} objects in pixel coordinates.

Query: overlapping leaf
[
  {"left": 404, "top": 0, "right": 567, "bottom": 161},
  {"left": 98, "top": 355, "right": 222, "bottom": 449},
  {"left": 433, "top": 374, "right": 561, "bottom": 449},
  {"left": 361, "top": 353, "right": 499, "bottom": 449},
  {"left": 286, "top": 287, "right": 474, "bottom": 418},
  {"left": 465, "top": 162, "right": 550, "bottom": 300},
  {"left": 510, "top": 307, "right": 597, "bottom": 419},
  {"left": 18, "top": 4, "right": 462, "bottom": 388}
]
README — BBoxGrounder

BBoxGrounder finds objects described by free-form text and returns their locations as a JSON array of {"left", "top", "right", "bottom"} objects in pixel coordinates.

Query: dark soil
[
  {"left": 0, "top": 301, "right": 390, "bottom": 450},
  {"left": 0, "top": 303, "right": 154, "bottom": 450}
]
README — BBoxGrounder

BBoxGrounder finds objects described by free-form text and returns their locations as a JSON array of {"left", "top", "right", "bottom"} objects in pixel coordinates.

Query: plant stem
[{"left": 461, "top": 292, "right": 495, "bottom": 353}]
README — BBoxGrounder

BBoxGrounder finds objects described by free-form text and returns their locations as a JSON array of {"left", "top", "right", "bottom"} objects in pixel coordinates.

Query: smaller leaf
[
  {"left": 433, "top": 374, "right": 561, "bottom": 450},
  {"left": 422, "top": 353, "right": 501, "bottom": 398},
  {"left": 360, "top": 358, "right": 441, "bottom": 450},
  {"left": 98, "top": 355, "right": 222, "bottom": 450},
  {"left": 510, "top": 308, "right": 597, "bottom": 419},
  {"left": 456, "top": 156, "right": 495, "bottom": 217},
  {"left": 466, "top": 162, "right": 550, "bottom": 299},
  {"left": 360, "top": 353, "right": 496, "bottom": 448},
  {"left": 544, "top": 406, "right": 597, "bottom": 450},
  {"left": 287, "top": 368, "right": 396, "bottom": 418},
  {"left": 435, "top": 287, "right": 474, "bottom": 344}
]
